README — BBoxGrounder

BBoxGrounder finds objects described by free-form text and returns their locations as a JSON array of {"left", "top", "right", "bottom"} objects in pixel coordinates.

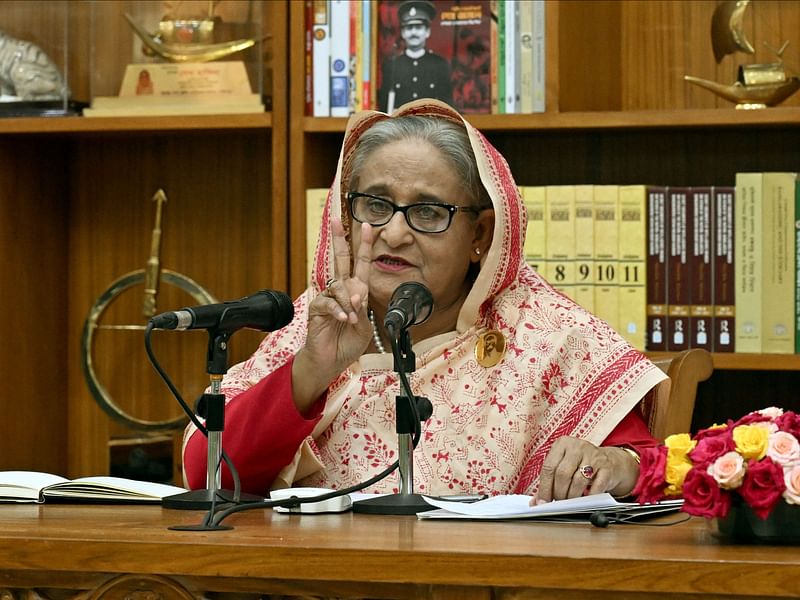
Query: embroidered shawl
[{"left": 206, "top": 100, "right": 665, "bottom": 496}]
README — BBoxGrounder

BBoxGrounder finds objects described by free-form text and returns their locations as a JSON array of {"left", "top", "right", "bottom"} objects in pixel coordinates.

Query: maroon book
[
  {"left": 689, "top": 187, "right": 713, "bottom": 351},
  {"left": 646, "top": 186, "right": 668, "bottom": 351},
  {"left": 666, "top": 187, "right": 691, "bottom": 352},
  {"left": 376, "top": 1, "right": 491, "bottom": 114},
  {"left": 712, "top": 186, "right": 736, "bottom": 352}
]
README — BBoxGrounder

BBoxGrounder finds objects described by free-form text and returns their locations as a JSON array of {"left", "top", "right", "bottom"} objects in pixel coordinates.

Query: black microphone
[
  {"left": 383, "top": 282, "right": 433, "bottom": 331},
  {"left": 149, "top": 289, "right": 294, "bottom": 333}
]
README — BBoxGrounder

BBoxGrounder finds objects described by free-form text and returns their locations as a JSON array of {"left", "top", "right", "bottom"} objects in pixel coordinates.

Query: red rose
[
  {"left": 681, "top": 468, "right": 731, "bottom": 519},
  {"left": 732, "top": 411, "right": 772, "bottom": 427},
  {"left": 738, "top": 458, "right": 786, "bottom": 519},
  {"left": 775, "top": 411, "right": 800, "bottom": 439},
  {"left": 632, "top": 445, "right": 668, "bottom": 504},
  {"left": 688, "top": 432, "right": 736, "bottom": 469},
  {"left": 693, "top": 423, "right": 730, "bottom": 442}
]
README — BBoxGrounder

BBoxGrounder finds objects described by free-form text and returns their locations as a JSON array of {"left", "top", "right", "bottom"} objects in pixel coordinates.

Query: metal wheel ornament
[{"left": 80, "top": 268, "right": 216, "bottom": 432}]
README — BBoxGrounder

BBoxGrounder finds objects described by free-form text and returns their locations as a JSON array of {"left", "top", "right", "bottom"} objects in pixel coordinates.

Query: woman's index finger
[
  {"left": 330, "top": 216, "right": 352, "bottom": 279},
  {"left": 351, "top": 222, "right": 373, "bottom": 285}
]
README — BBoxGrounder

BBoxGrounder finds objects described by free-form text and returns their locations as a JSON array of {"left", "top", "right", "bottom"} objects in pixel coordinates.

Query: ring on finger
[
  {"left": 323, "top": 277, "right": 337, "bottom": 296},
  {"left": 578, "top": 465, "right": 595, "bottom": 480}
]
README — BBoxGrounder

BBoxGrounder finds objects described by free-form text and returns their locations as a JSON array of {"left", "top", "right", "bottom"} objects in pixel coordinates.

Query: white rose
[{"left": 759, "top": 407, "right": 784, "bottom": 419}]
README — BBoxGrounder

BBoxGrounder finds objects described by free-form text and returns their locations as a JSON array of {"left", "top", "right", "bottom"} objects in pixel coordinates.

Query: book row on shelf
[
  {"left": 307, "top": 171, "right": 799, "bottom": 356},
  {"left": 306, "top": 0, "right": 545, "bottom": 117}
]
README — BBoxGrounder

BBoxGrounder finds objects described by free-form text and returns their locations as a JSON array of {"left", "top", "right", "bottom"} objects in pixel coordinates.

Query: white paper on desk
[{"left": 418, "top": 493, "right": 683, "bottom": 520}]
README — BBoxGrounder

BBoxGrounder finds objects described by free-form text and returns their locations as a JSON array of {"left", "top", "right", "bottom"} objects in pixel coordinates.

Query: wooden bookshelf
[
  {"left": 0, "top": 113, "right": 272, "bottom": 135},
  {"left": 3, "top": 0, "right": 798, "bottom": 478},
  {"left": 302, "top": 107, "right": 800, "bottom": 134},
  {"left": 0, "top": 1, "right": 288, "bottom": 479},
  {"left": 647, "top": 353, "right": 800, "bottom": 372}
]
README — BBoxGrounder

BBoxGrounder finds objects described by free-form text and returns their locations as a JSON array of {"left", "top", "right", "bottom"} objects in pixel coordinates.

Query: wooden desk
[{"left": 0, "top": 503, "right": 798, "bottom": 600}]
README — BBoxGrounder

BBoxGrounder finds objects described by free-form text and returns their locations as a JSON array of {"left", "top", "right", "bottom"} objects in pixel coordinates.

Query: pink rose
[
  {"left": 681, "top": 468, "right": 731, "bottom": 519},
  {"left": 784, "top": 465, "right": 800, "bottom": 505},
  {"left": 707, "top": 451, "right": 746, "bottom": 489},
  {"left": 767, "top": 431, "right": 800, "bottom": 466},
  {"left": 775, "top": 411, "right": 800, "bottom": 439},
  {"left": 738, "top": 458, "right": 786, "bottom": 519},
  {"left": 689, "top": 433, "right": 736, "bottom": 469},
  {"left": 632, "top": 445, "right": 668, "bottom": 504}
]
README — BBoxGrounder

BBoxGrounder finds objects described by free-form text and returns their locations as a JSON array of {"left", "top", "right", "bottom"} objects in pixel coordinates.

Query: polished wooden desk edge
[{"left": 0, "top": 504, "right": 798, "bottom": 599}]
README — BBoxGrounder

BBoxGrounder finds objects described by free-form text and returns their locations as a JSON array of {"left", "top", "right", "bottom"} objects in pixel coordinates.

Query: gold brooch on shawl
[{"left": 475, "top": 330, "right": 506, "bottom": 367}]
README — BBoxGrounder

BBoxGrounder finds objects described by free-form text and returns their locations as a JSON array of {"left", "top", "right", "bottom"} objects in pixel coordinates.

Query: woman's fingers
[
  {"left": 314, "top": 289, "right": 350, "bottom": 322},
  {"left": 351, "top": 222, "right": 373, "bottom": 286},
  {"left": 331, "top": 216, "right": 352, "bottom": 280},
  {"left": 534, "top": 437, "right": 622, "bottom": 504},
  {"left": 325, "top": 218, "right": 372, "bottom": 322}
]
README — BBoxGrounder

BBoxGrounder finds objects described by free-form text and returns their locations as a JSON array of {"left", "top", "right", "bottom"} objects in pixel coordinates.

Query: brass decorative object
[
  {"left": 711, "top": 0, "right": 755, "bottom": 62},
  {"left": 80, "top": 190, "right": 217, "bottom": 431},
  {"left": 124, "top": 12, "right": 256, "bottom": 63},
  {"left": 143, "top": 189, "right": 167, "bottom": 318},
  {"left": 684, "top": 0, "right": 800, "bottom": 109}
]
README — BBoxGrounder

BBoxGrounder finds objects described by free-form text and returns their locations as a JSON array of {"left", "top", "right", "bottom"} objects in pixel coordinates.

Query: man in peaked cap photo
[{"left": 378, "top": 0, "right": 453, "bottom": 112}]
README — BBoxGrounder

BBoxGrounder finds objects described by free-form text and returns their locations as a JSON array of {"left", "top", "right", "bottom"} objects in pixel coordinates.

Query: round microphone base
[
  {"left": 168, "top": 522, "right": 234, "bottom": 531},
  {"left": 161, "top": 488, "right": 264, "bottom": 511},
  {"left": 352, "top": 493, "right": 436, "bottom": 515}
]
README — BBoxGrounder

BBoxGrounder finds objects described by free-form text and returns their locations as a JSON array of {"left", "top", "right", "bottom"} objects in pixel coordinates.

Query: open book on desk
[
  {"left": 0, "top": 471, "right": 187, "bottom": 504},
  {"left": 418, "top": 493, "right": 683, "bottom": 521}
]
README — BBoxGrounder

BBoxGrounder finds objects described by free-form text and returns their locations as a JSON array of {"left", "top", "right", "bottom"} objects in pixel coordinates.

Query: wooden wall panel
[
  {"left": 620, "top": 0, "right": 800, "bottom": 110},
  {"left": 557, "top": 1, "right": 621, "bottom": 112},
  {"left": 0, "top": 139, "right": 69, "bottom": 473},
  {"left": 66, "top": 132, "right": 275, "bottom": 478},
  {"left": 556, "top": 0, "right": 800, "bottom": 112}
]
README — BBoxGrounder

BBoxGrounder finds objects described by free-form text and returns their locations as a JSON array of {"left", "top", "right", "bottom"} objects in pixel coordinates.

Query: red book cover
[
  {"left": 376, "top": 1, "right": 491, "bottom": 114},
  {"left": 713, "top": 186, "right": 736, "bottom": 352},
  {"left": 666, "top": 186, "right": 691, "bottom": 352},
  {"left": 646, "top": 186, "right": 668, "bottom": 351},
  {"left": 689, "top": 187, "right": 713, "bottom": 351}
]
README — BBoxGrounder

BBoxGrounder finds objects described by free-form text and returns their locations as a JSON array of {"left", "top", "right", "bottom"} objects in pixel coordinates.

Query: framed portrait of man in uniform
[{"left": 377, "top": 0, "right": 491, "bottom": 114}]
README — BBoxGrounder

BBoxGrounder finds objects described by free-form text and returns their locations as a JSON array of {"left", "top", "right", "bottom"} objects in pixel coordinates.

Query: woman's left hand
[{"left": 533, "top": 436, "right": 639, "bottom": 505}]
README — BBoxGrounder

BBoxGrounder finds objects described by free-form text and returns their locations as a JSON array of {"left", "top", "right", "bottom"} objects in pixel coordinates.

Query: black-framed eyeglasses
[{"left": 347, "top": 191, "right": 480, "bottom": 234}]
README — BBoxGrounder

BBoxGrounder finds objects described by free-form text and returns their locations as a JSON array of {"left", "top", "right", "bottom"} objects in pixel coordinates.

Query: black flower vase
[{"left": 711, "top": 498, "right": 800, "bottom": 544}]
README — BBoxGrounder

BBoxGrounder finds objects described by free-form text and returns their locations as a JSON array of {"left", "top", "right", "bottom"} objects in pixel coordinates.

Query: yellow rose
[
  {"left": 664, "top": 456, "right": 692, "bottom": 496},
  {"left": 732, "top": 425, "right": 769, "bottom": 460},
  {"left": 665, "top": 433, "right": 696, "bottom": 461}
]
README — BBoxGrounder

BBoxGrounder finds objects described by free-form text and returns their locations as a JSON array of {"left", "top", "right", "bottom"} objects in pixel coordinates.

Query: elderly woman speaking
[{"left": 183, "top": 100, "right": 666, "bottom": 503}]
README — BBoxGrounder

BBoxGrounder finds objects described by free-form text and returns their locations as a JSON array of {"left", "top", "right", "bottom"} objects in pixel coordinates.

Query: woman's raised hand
[{"left": 292, "top": 218, "right": 374, "bottom": 412}]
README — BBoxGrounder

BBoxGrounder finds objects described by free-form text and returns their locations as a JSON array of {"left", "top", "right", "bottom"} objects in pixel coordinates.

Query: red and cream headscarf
[{"left": 215, "top": 100, "right": 665, "bottom": 496}]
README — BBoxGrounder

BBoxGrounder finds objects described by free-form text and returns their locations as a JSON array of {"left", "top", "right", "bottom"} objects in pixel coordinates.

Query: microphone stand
[
  {"left": 163, "top": 329, "right": 264, "bottom": 517},
  {"left": 353, "top": 327, "right": 433, "bottom": 515}
]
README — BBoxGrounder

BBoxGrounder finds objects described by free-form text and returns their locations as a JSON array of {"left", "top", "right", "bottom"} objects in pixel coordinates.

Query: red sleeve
[
  {"left": 600, "top": 408, "right": 659, "bottom": 455},
  {"left": 183, "top": 356, "right": 325, "bottom": 496}
]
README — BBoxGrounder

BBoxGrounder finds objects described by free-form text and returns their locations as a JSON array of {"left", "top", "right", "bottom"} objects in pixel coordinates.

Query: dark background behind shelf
[
  {"left": 488, "top": 128, "right": 800, "bottom": 187},
  {"left": 693, "top": 372, "right": 800, "bottom": 431}
]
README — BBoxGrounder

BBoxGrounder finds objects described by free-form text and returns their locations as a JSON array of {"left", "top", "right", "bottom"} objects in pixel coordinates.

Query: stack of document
[{"left": 418, "top": 493, "right": 683, "bottom": 521}]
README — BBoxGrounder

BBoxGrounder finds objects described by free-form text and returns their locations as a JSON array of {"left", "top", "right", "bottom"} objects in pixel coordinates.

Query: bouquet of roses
[{"left": 632, "top": 407, "right": 800, "bottom": 519}]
